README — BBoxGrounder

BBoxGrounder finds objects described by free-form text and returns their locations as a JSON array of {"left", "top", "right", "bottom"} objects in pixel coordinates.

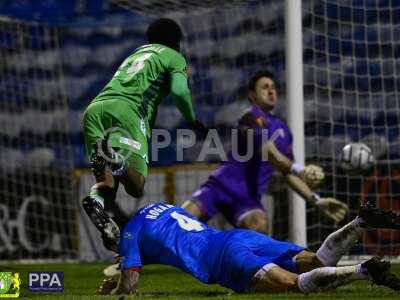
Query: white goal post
[{"left": 285, "top": 0, "right": 307, "bottom": 247}]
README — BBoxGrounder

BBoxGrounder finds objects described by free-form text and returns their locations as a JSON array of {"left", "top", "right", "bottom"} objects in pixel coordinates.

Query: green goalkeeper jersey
[{"left": 92, "top": 43, "right": 193, "bottom": 138}]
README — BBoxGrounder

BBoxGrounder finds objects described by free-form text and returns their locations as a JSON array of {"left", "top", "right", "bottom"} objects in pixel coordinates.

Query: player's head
[
  {"left": 247, "top": 70, "right": 277, "bottom": 112},
  {"left": 146, "top": 18, "right": 183, "bottom": 52}
]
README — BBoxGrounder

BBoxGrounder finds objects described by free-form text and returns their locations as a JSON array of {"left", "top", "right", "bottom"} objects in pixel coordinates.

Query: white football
[{"left": 339, "top": 142, "right": 375, "bottom": 174}]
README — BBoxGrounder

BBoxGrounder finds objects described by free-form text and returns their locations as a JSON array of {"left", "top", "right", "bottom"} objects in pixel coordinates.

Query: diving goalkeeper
[
  {"left": 82, "top": 18, "right": 205, "bottom": 249},
  {"left": 183, "top": 70, "right": 348, "bottom": 232}
]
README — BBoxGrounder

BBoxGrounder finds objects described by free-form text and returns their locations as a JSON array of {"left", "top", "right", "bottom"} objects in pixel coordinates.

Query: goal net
[
  {"left": 2, "top": 0, "right": 400, "bottom": 262},
  {"left": 111, "top": 0, "right": 400, "bottom": 258},
  {"left": 303, "top": 0, "right": 400, "bottom": 256},
  {"left": 109, "top": 0, "right": 291, "bottom": 238},
  {"left": 0, "top": 17, "right": 77, "bottom": 260},
  {"left": 77, "top": 0, "right": 289, "bottom": 260}
]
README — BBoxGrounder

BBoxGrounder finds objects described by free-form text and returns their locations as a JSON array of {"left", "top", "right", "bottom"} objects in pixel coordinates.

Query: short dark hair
[
  {"left": 146, "top": 18, "right": 183, "bottom": 51},
  {"left": 247, "top": 70, "right": 275, "bottom": 91}
]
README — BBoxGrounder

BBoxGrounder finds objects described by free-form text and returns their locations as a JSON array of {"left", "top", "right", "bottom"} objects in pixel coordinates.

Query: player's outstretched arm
[
  {"left": 261, "top": 141, "right": 325, "bottom": 188},
  {"left": 110, "top": 269, "right": 140, "bottom": 295},
  {"left": 261, "top": 141, "right": 293, "bottom": 173},
  {"left": 285, "top": 174, "right": 348, "bottom": 223},
  {"left": 260, "top": 141, "right": 347, "bottom": 222},
  {"left": 171, "top": 72, "right": 196, "bottom": 122},
  {"left": 170, "top": 72, "right": 207, "bottom": 137}
]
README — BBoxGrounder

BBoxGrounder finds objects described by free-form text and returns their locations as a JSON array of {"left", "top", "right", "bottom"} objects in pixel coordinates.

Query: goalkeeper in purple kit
[
  {"left": 183, "top": 70, "right": 348, "bottom": 232},
  {"left": 81, "top": 18, "right": 205, "bottom": 249}
]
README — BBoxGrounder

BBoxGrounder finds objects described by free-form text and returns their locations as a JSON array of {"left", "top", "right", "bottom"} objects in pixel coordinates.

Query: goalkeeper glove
[
  {"left": 312, "top": 194, "right": 349, "bottom": 223},
  {"left": 291, "top": 163, "right": 325, "bottom": 189}
]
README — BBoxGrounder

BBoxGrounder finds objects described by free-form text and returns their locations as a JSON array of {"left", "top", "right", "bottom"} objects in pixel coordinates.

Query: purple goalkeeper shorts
[{"left": 191, "top": 181, "right": 264, "bottom": 226}]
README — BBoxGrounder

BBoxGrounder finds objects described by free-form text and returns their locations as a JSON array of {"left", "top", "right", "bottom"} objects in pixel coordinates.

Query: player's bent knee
[
  {"left": 124, "top": 183, "right": 144, "bottom": 198},
  {"left": 252, "top": 218, "right": 268, "bottom": 233},
  {"left": 181, "top": 201, "right": 204, "bottom": 219},
  {"left": 246, "top": 222, "right": 268, "bottom": 234},
  {"left": 310, "top": 253, "right": 324, "bottom": 267},
  {"left": 294, "top": 251, "right": 324, "bottom": 273},
  {"left": 239, "top": 211, "right": 268, "bottom": 233},
  {"left": 121, "top": 168, "right": 145, "bottom": 198}
]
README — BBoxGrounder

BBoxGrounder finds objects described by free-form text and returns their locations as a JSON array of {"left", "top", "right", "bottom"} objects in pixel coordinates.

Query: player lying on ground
[
  {"left": 98, "top": 202, "right": 400, "bottom": 295},
  {"left": 81, "top": 18, "right": 206, "bottom": 249},
  {"left": 183, "top": 70, "right": 348, "bottom": 233}
]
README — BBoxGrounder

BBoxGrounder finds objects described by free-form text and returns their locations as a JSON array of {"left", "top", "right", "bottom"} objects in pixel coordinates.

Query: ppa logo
[{"left": 28, "top": 272, "right": 63, "bottom": 292}]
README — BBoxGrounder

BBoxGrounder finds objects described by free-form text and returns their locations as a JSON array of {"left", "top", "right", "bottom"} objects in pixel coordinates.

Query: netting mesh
[
  {"left": 0, "top": 17, "right": 77, "bottom": 260},
  {"left": 108, "top": 0, "right": 291, "bottom": 239},
  {"left": 113, "top": 0, "right": 400, "bottom": 255},
  {"left": 112, "top": 0, "right": 251, "bottom": 15},
  {"left": 303, "top": 0, "right": 400, "bottom": 254},
  {"left": 2, "top": 0, "right": 400, "bottom": 260}
]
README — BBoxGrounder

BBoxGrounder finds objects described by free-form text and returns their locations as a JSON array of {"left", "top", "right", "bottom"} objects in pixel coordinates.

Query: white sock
[
  {"left": 253, "top": 263, "right": 278, "bottom": 280},
  {"left": 316, "top": 217, "right": 365, "bottom": 266},
  {"left": 354, "top": 263, "right": 369, "bottom": 280},
  {"left": 298, "top": 264, "right": 369, "bottom": 293}
]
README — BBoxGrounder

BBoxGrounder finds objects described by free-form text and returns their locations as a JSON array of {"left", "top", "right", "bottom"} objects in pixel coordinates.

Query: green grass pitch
[{"left": 4, "top": 263, "right": 400, "bottom": 299}]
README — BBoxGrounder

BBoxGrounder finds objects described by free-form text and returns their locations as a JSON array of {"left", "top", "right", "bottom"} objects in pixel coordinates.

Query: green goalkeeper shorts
[{"left": 82, "top": 99, "right": 149, "bottom": 177}]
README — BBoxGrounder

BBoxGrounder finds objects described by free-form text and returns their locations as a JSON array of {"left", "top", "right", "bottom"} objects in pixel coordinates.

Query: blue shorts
[
  {"left": 208, "top": 230, "right": 305, "bottom": 293},
  {"left": 191, "top": 181, "right": 264, "bottom": 226}
]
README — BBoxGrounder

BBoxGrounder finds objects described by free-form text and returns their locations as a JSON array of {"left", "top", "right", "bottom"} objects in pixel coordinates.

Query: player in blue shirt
[
  {"left": 182, "top": 70, "right": 348, "bottom": 233},
  {"left": 98, "top": 203, "right": 400, "bottom": 295}
]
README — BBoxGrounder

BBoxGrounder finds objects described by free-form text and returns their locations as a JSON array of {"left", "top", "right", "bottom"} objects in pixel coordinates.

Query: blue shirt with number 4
[
  {"left": 118, "top": 203, "right": 304, "bottom": 293},
  {"left": 118, "top": 203, "right": 221, "bottom": 284}
]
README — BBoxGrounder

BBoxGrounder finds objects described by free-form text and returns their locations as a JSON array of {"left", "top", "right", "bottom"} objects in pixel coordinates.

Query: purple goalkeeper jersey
[{"left": 209, "top": 105, "right": 294, "bottom": 202}]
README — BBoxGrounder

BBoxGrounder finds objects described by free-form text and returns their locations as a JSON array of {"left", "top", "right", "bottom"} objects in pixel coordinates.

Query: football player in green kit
[{"left": 82, "top": 18, "right": 205, "bottom": 249}]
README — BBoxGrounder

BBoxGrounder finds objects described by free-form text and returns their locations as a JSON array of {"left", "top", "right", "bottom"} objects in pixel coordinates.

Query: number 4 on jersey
[{"left": 170, "top": 211, "right": 204, "bottom": 232}]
